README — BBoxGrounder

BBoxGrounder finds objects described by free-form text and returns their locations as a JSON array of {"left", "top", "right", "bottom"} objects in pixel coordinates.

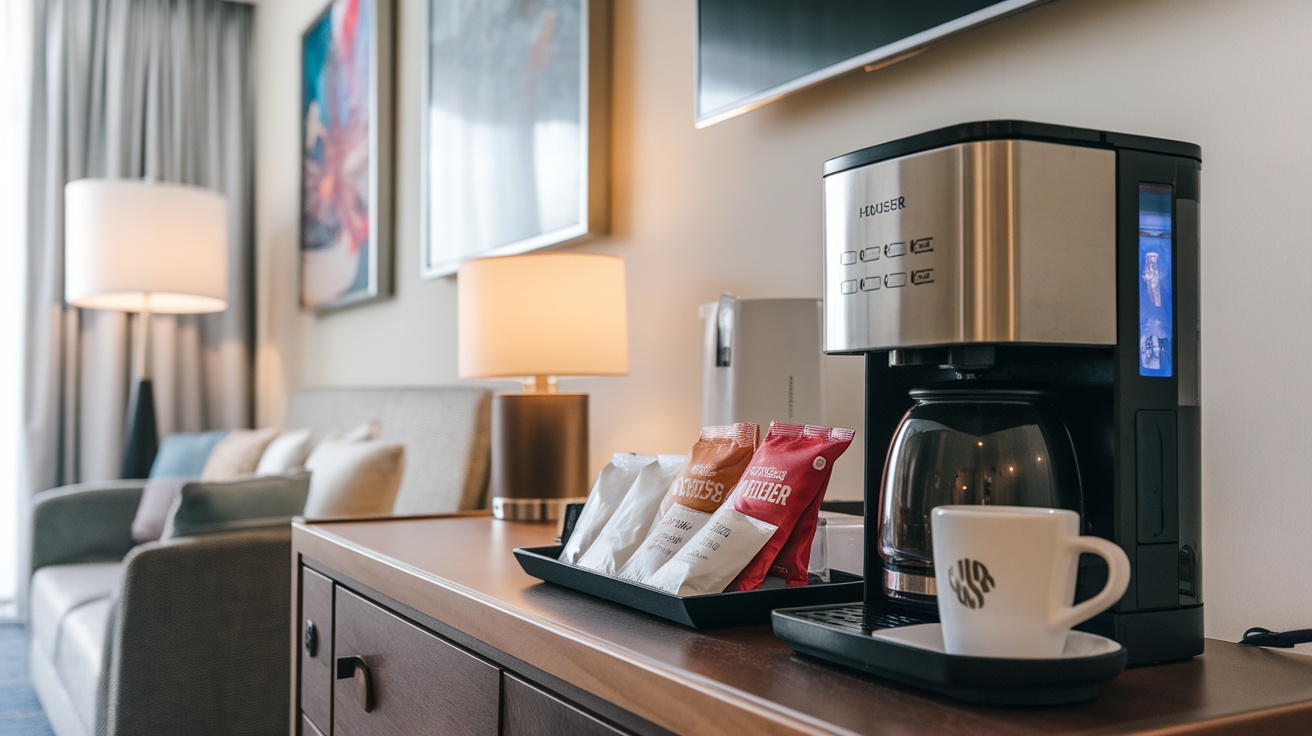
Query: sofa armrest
[
  {"left": 30, "top": 480, "right": 145, "bottom": 575},
  {"left": 100, "top": 526, "right": 291, "bottom": 736}
]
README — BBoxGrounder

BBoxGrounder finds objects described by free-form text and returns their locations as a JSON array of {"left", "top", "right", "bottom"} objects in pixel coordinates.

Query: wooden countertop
[{"left": 292, "top": 514, "right": 1312, "bottom": 736}]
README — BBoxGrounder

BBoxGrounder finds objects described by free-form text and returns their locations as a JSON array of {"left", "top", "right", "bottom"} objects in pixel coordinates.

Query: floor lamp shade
[
  {"left": 64, "top": 179, "right": 229, "bottom": 314},
  {"left": 458, "top": 253, "right": 629, "bottom": 520},
  {"left": 63, "top": 178, "right": 230, "bottom": 479}
]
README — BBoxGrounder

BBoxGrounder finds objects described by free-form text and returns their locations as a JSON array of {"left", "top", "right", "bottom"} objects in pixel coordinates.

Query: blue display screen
[{"left": 1139, "top": 184, "right": 1173, "bottom": 377}]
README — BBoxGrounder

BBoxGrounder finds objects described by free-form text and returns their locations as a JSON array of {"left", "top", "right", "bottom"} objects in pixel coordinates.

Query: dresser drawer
[
  {"left": 299, "top": 567, "right": 334, "bottom": 733},
  {"left": 502, "top": 673, "right": 630, "bottom": 736},
  {"left": 333, "top": 587, "right": 500, "bottom": 735}
]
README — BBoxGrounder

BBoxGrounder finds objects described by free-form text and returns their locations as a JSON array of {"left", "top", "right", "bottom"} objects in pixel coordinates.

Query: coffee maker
[{"left": 775, "top": 121, "right": 1202, "bottom": 668}]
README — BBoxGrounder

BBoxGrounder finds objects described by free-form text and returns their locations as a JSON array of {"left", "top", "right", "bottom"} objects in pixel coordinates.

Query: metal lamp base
[
  {"left": 490, "top": 392, "right": 589, "bottom": 522},
  {"left": 492, "top": 496, "right": 588, "bottom": 522}
]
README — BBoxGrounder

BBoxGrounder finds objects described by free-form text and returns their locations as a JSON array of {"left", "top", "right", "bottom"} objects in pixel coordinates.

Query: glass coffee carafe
[{"left": 878, "top": 384, "right": 1083, "bottom": 602}]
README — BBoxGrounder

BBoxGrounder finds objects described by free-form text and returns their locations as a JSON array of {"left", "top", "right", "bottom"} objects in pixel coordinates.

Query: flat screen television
[{"left": 696, "top": 0, "right": 1056, "bottom": 128}]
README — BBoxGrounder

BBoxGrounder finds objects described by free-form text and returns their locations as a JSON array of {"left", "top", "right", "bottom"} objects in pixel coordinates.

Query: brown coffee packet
[{"left": 657, "top": 423, "right": 758, "bottom": 518}]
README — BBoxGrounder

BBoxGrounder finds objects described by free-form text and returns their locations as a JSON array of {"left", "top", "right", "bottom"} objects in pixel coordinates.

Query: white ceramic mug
[{"left": 930, "top": 505, "right": 1130, "bottom": 659}]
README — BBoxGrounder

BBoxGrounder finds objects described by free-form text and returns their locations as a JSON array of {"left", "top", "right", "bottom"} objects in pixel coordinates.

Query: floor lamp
[{"left": 63, "top": 179, "right": 229, "bottom": 479}]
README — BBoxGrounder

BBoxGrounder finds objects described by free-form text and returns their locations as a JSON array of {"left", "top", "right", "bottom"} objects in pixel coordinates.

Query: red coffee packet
[{"left": 726, "top": 422, "right": 855, "bottom": 591}]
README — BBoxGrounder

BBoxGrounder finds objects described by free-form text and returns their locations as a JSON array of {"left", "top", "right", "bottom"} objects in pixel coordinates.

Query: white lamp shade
[
  {"left": 64, "top": 179, "right": 229, "bottom": 314},
  {"left": 458, "top": 253, "right": 629, "bottom": 379}
]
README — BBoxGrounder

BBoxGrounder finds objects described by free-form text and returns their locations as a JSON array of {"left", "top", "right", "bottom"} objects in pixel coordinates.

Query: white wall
[{"left": 256, "top": 0, "right": 1312, "bottom": 643}]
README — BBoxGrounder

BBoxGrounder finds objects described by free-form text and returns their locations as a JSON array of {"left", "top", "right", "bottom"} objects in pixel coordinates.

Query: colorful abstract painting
[{"left": 301, "top": 0, "right": 392, "bottom": 309}]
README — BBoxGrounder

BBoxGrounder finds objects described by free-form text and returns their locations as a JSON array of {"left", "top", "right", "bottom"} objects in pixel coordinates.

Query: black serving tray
[
  {"left": 513, "top": 545, "right": 863, "bottom": 629},
  {"left": 772, "top": 603, "right": 1128, "bottom": 706}
]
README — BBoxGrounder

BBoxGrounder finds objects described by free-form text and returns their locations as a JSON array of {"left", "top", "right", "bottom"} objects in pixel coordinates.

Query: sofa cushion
[
  {"left": 29, "top": 562, "right": 124, "bottom": 665},
  {"left": 303, "top": 440, "right": 405, "bottom": 518},
  {"left": 55, "top": 596, "right": 113, "bottom": 735},
  {"left": 148, "top": 431, "right": 227, "bottom": 479},
  {"left": 29, "top": 639, "right": 89, "bottom": 736},
  {"left": 284, "top": 387, "right": 491, "bottom": 513},
  {"left": 161, "top": 473, "right": 311, "bottom": 539},
  {"left": 200, "top": 427, "right": 279, "bottom": 480}
]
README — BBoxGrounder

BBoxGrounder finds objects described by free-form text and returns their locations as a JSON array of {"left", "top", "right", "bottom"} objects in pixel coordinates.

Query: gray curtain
[{"left": 17, "top": 0, "right": 254, "bottom": 611}]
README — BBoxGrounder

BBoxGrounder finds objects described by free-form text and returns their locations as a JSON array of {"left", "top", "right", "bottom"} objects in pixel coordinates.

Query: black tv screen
[{"left": 696, "top": 0, "right": 1055, "bottom": 127}]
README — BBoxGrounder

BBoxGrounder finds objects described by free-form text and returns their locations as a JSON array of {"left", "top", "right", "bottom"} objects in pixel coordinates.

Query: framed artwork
[
  {"left": 300, "top": 0, "right": 394, "bottom": 311},
  {"left": 421, "top": 0, "right": 610, "bottom": 279}
]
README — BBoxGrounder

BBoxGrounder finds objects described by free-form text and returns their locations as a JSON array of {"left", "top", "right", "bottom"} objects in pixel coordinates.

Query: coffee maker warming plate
[{"left": 824, "top": 139, "right": 1117, "bottom": 354}]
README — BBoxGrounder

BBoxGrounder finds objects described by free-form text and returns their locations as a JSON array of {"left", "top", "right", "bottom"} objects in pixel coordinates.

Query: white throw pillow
[
  {"left": 303, "top": 439, "right": 405, "bottom": 518},
  {"left": 256, "top": 428, "right": 314, "bottom": 476}
]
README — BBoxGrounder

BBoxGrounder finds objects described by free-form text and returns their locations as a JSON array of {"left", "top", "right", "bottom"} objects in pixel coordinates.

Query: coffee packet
[
  {"left": 617, "top": 423, "right": 757, "bottom": 584},
  {"left": 558, "top": 453, "right": 656, "bottom": 564},
  {"left": 575, "top": 454, "right": 686, "bottom": 576},
  {"left": 644, "top": 506, "right": 778, "bottom": 596},
  {"left": 727, "top": 422, "right": 855, "bottom": 591}
]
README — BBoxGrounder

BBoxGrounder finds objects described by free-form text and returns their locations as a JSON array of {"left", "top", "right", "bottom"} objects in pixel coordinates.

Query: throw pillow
[
  {"left": 148, "top": 431, "right": 228, "bottom": 479},
  {"left": 131, "top": 478, "right": 189, "bottom": 542},
  {"left": 200, "top": 427, "right": 280, "bottom": 480},
  {"left": 160, "top": 473, "right": 312, "bottom": 540},
  {"left": 256, "top": 428, "right": 314, "bottom": 476},
  {"left": 303, "top": 440, "right": 405, "bottom": 518}
]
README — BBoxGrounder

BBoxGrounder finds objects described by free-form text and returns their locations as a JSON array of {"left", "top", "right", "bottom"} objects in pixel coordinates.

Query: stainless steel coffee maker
[{"left": 776, "top": 121, "right": 1202, "bottom": 669}]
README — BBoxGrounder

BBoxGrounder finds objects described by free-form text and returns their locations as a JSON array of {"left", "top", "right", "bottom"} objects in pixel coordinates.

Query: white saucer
[{"left": 869, "top": 623, "right": 1123, "bottom": 660}]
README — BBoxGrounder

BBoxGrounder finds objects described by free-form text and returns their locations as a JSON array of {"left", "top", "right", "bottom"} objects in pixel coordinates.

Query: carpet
[{"left": 0, "top": 623, "right": 54, "bottom": 736}]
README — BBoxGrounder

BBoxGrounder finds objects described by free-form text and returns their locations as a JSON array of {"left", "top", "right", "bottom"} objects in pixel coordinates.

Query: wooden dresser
[{"left": 290, "top": 514, "right": 1312, "bottom": 735}]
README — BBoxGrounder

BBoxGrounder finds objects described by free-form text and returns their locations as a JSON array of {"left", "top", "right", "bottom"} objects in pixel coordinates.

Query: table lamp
[
  {"left": 458, "top": 253, "right": 628, "bottom": 521},
  {"left": 64, "top": 178, "right": 229, "bottom": 478}
]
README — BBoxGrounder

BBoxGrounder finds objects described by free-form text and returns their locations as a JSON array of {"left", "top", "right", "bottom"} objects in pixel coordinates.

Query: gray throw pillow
[
  {"left": 148, "top": 431, "right": 229, "bottom": 479},
  {"left": 161, "top": 473, "right": 311, "bottom": 540}
]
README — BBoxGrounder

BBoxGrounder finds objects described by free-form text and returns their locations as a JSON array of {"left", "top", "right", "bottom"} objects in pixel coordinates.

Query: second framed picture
[{"left": 421, "top": 0, "right": 611, "bottom": 279}]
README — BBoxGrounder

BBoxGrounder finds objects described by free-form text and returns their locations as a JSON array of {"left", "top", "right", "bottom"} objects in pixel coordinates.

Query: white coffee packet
[
  {"left": 644, "top": 506, "right": 778, "bottom": 597},
  {"left": 616, "top": 504, "right": 711, "bottom": 585},
  {"left": 576, "top": 454, "right": 685, "bottom": 576},
  {"left": 558, "top": 453, "right": 655, "bottom": 564}
]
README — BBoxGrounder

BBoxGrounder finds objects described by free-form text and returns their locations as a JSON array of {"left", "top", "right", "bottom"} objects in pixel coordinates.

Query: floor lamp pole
[{"left": 121, "top": 299, "right": 157, "bottom": 479}]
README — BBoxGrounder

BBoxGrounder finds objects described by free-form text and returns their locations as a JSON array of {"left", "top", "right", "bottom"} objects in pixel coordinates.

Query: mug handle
[{"left": 1049, "top": 536, "right": 1131, "bottom": 634}]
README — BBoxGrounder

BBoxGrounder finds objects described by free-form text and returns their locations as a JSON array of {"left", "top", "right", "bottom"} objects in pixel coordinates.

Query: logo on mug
[{"left": 948, "top": 558, "right": 996, "bottom": 610}]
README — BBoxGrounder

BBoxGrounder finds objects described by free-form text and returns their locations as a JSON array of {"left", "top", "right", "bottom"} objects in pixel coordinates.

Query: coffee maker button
[
  {"left": 911, "top": 237, "right": 934, "bottom": 253},
  {"left": 860, "top": 277, "right": 881, "bottom": 292},
  {"left": 840, "top": 280, "right": 858, "bottom": 295},
  {"left": 885, "top": 273, "right": 907, "bottom": 288},
  {"left": 860, "top": 247, "right": 880, "bottom": 262},
  {"left": 840, "top": 251, "right": 857, "bottom": 265},
  {"left": 912, "top": 268, "right": 935, "bottom": 285},
  {"left": 885, "top": 242, "right": 907, "bottom": 257}
]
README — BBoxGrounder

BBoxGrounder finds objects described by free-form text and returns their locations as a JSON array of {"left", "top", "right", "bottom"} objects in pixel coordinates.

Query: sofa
[{"left": 27, "top": 386, "right": 493, "bottom": 736}]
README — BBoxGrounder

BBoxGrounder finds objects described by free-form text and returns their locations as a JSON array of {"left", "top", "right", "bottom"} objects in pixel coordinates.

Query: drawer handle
[
  {"left": 303, "top": 620, "right": 318, "bottom": 657},
  {"left": 335, "top": 655, "right": 374, "bottom": 713}
]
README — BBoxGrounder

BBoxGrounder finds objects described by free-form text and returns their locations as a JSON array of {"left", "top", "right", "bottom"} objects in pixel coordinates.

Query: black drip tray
[
  {"left": 787, "top": 601, "right": 932, "bottom": 631},
  {"left": 773, "top": 603, "right": 1128, "bottom": 706}
]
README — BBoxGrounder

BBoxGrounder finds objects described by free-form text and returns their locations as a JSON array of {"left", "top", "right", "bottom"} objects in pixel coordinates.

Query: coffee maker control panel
[
  {"left": 823, "top": 139, "right": 1119, "bottom": 354},
  {"left": 836, "top": 236, "right": 937, "bottom": 294}
]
